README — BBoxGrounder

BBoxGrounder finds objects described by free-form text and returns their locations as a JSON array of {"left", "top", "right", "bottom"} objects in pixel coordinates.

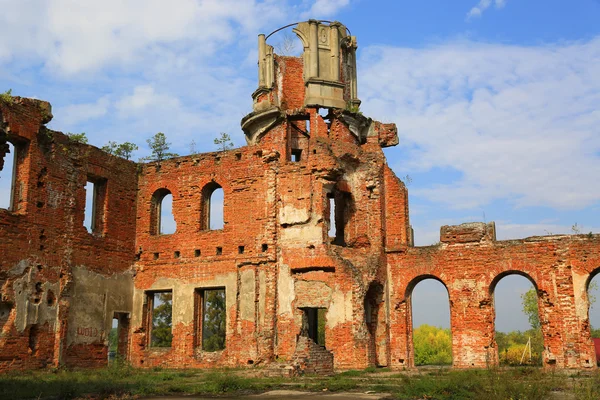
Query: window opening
[
  {"left": 301, "top": 308, "right": 326, "bottom": 347},
  {"left": 83, "top": 181, "right": 95, "bottom": 231},
  {"left": 195, "top": 288, "right": 226, "bottom": 351},
  {"left": 288, "top": 118, "right": 309, "bottom": 162},
  {"left": 159, "top": 193, "right": 176, "bottom": 234},
  {"left": 327, "top": 190, "right": 351, "bottom": 246},
  {"left": 291, "top": 149, "right": 302, "bottom": 162},
  {"left": 216, "top": 246, "right": 222, "bottom": 255},
  {"left": 411, "top": 278, "right": 452, "bottom": 366},
  {"left": 147, "top": 291, "right": 173, "bottom": 347},
  {"left": 151, "top": 189, "right": 176, "bottom": 235},
  {"left": 238, "top": 246, "right": 245, "bottom": 254},
  {"left": 194, "top": 249, "right": 201, "bottom": 257},
  {"left": 0, "top": 141, "right": 16, "bottom": 210},
  {"left": 83, "top": 177, "right": 107, "bottom": 233},
  {"left": 201, "top": 182, "right": 224, "bottom": 230},
  {"left": 494, "top": 274, "right": 544, "bottom": 366}
]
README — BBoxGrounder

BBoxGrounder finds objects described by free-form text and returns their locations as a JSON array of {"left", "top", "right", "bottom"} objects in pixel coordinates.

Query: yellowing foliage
[{"left": 413, "top": 324, "right": 452, "bottom": 366}]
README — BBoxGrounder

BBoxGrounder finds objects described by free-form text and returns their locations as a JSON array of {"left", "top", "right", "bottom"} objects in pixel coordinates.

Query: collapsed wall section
[{"left": 0, "top": 97, "right": 138, "bottom": 370}]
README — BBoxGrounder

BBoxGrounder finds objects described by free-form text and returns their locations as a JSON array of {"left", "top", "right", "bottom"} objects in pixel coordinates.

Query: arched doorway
[
  {"left": 491, "top": 272, "right": 542, "bottom": 366},
  {"left": 409, "top": 277, "right": 452, "bottom": 366}
]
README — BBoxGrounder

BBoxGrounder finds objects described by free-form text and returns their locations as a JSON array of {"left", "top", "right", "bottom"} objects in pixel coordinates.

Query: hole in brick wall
[
  {"left": 174, "top": 251, "right": 180, "bottom": 258},
  {"left": 215, "top": 156, "right": 221, "bottom": 164},
  {"left": 28, "top": 324, "right": 40, "bottom": 355},
  {"left": 36, "top": 264, "right": 43, "bottom": 271},
  {"left": 0, "top": 141, "right": 16, "bottom": 210},
  {"left": 290, "top": 149, "right": 302, "bottom": 162},
  {"left": 195, "top": 249, "right": 201, "bottom": 257},
  {"left": 0, "top": 302, "right": 12, "bottom": 320},
  {"left": 238, "top": 246, "right": 245, "bottom": 254},
  {"left": 262, "top": 244, "right": 268, "bottom": 252},
  {"left": 36, "top": 201, "right": 44, "bottom": 208},
  {"left": 318, "top": 108, "right": 329, "bottom": 118},
  {"left": 47, "top": 290, "right": 56, "bottom": 306},
  {"left": 216, "top": 247, "right": 222, "bottom": 255},
  {"left": 235, "top": 153, "right": 242, "bottom": 160},
  {"left": 247, "top": 359, "right": 254, "bottom": 365},
  {"left": 255, "top": 150, "right": 262, "bottom": 158},
  {"left": 313, "top": 149, "right": 317, "bottom": 155},
  {"left": 153, "top": 252, "right": 159, "bottom": 260},
  {"left": 32, "top": 282, "right": 43, "bottom": 304}
]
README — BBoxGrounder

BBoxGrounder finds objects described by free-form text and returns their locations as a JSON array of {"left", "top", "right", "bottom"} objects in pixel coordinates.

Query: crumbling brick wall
[
  {"left": 1, "top": 21, "right": 599, "bottom": 373},
  {"left": 0, "top": 98, "right": 138, "bottom": 371}
]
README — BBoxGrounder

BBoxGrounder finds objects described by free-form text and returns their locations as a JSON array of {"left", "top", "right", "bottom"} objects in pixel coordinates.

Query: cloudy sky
[{"left": 1, "top": 0, "right": 599, "bottom": 333}]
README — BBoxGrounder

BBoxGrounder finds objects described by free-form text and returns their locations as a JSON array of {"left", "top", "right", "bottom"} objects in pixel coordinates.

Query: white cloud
[
  {"left": 467, "top": 0, "right": 506, "bottom": 20},
  {"left": 56, "top": 96, "right": 110, "bottom": 127},
  {"left": 360, "top": 37, "right": 600, "bottom": 211},
  {"left": 0, "top": 0, "right": 296, "bottom": 75},
  {"left": 301, "top": 0, "right": 350, "bottom": 19}
]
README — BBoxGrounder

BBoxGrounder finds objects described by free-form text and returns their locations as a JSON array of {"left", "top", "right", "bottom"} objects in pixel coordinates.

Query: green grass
[{"left": 1, "top": 364, "right": 598, "bottom": 400}]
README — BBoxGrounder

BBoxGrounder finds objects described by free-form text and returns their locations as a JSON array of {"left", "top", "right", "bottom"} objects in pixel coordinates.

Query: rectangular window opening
[
  {"left": 83, "top": 177, "right": 107, "bottom": 234},
  {"left": 238, "top": 246, "right": 245, "bottom": 254},
  {"left": 174, "top": 251, "right": 180, "bottom": 258},
  {"left": 195, "top": 288, "right": 226, "bottom": 351},
  {"left": 194, "top": 249, "right": 201, "bottom": 257},
  {"left": 0, "top": 141, "right": 18, "bottom": 211},
  {"left": 261, "top": 243, "right": 268, "bottom": 252},
  {"left": 216, "top": 246, "right": 222, "bottom": 255},
  {"left": 291, "top": 149, "right": 302, "bottom": 162},
  {"left": 146, "top": 291, "right": 173, "bottom": 348}
]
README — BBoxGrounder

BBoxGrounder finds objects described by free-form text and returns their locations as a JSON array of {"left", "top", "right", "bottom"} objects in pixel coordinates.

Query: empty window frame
[
  {"left": 0, "top": 141, "right": 18, "bottom": 210},
  {"left": 201, "top": 182, "right": 224, "bottom": 230},
  {"left": 194, "top": 288, "right": 226, "bottom": 351},
  {"left": 150, "top": 188, "right": 176, "bottom": 235},
  {"left": 288, "top": 118, "right": 309, "bottom": 162},
  {"left": 83, "top": 176, "right": 107, "bottom": 233},
  {"left": 327, "top": 190, "right": 351, "bottom": 246},
  {"left": 145, "top": 291, "right": 173, "bottom": 348}
]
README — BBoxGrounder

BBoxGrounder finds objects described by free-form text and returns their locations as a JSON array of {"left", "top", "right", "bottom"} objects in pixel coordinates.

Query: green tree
[
  {"left": 202, "top": 289, "right": 226, "bottom": 351},
  {"left": 108, "top": 327, "right": 118, "bottom": 352},
  {"left": 102, "top": 141, "right": 138, "bottom": 160},
  {"left": 413, "top": 325, "right": 452, "bottom": 366},
  {"left": 214, "top": 132, "right": 233, "bottom": 151},
  {"left": 522, "top": 281, "right": 597, "bottom": 331},
  {"left": 66, "top": 132, "right": 88, "bottom": 144},
  {"left": 0, "top": 89, "right": 13, "bottom": 104},
  {"left": 143, "top": 132, "right": 179, "bottom": 162},
  {"left": 151, "top": 292, "right": 173, "bottom": 347}
]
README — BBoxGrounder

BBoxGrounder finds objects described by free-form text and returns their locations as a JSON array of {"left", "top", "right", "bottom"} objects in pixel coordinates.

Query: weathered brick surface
[
  {"left": 0, "top": 23, "right": 599, "bottom": 373},
  {"left": 0, "top": 98, "right": 137, "bottom": 371}
]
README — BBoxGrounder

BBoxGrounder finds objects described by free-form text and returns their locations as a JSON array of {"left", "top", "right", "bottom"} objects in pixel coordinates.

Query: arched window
[
  {"left": 0, "top": 141, "right": 16, "bottom": 210},
  {"left": 201, "top": 182, "right": 223, "bottom": 231},
  {"left": 150, "top": 189, "right": 176, "bottom": 235}
]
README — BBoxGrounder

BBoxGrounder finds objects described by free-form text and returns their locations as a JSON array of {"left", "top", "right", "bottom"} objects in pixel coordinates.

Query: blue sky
[{"left": 1, "top": 0, "right": 599, "bottom": 333}]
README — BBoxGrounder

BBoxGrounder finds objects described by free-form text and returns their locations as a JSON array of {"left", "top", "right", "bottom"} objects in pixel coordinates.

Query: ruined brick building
[{"left": 1, "top": 20, "right": 599, "bottom": 373}]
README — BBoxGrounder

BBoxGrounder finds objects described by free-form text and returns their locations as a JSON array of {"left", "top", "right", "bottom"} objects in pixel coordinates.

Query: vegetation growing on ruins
[
  {"left": 66, "top": 132, "right": 89, "bottom": 144},
  {"left": 0, "top": 89, "right": 13, "bottom": 104},
  {"left": 143, "top": 132, "right": 179, "bottom": 161},
  {"left": 214, "top": 132, "right": 234, "bottom": 151},
  {"left": 102, "top": 141, "right": 138, "bottom": 160}
]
